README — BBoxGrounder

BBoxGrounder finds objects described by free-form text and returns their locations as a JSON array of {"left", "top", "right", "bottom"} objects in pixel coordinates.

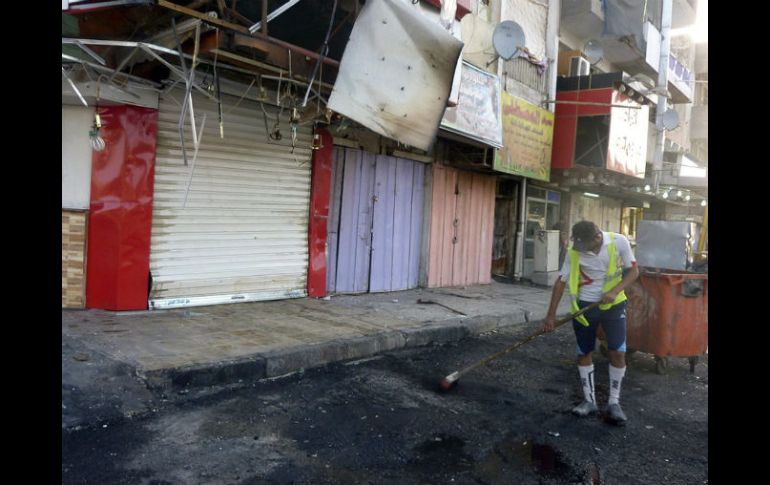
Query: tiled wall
[{"left": 62, "top": 210, "right": 87, "bottom": 308}]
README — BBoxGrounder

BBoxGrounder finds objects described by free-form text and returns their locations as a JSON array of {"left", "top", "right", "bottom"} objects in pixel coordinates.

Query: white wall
[
  {"left": 62, "top": 105, "right": 94, "bottom": 210},
  {"left": 568, "top": 192, "right": 622, "bottom": 233},
  {"left": 504, "top": 0, "right": 548, "bottom": 59},
  {"left": 461, "top": 1, "right": 500, "bottom": 73}
]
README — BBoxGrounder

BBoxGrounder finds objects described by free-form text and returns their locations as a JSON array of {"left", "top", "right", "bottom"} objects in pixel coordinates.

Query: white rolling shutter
[{"left": 149, "top": 88, "right": 312, "bottom": 309}]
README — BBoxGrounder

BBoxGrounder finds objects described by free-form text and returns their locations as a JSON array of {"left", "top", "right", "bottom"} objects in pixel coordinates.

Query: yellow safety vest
[{"left": 568, "top": 232, "right": 628, "bottom": 326}]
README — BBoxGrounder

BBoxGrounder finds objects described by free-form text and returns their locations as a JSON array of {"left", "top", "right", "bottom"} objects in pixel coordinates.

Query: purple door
[{"left": 327, "top": 148, "right": 425, "bottom": 293}]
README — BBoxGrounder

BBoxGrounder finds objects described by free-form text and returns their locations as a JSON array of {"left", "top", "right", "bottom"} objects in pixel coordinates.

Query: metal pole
[
  {"left": 653, "top": 0, "right": 673, "bottom": 191},
  {"left": 697, "top": 205, "right": 708, "bottom": 255},
  {"left": 514, "top": 178, "right": 527, "bottom": 281},
  {"left": 545, "top": 0, "right": 559, "bottom": 114}
]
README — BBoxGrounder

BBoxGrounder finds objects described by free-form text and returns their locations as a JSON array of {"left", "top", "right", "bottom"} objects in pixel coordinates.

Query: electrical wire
[
  {"left": 89, "top": 81, "right": 106, "bottom": 152},
  {"left": 302, "top": 0, "right": 338, "bottom": 107}
]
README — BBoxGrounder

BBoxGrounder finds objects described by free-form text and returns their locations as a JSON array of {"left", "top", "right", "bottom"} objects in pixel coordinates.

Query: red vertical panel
[
  {"left": 552, "top": 90, "right": 578, "bottom": 169},
  {"left": 86, "top": 105, "right": 158, "bottom": 310},
  {"left": 552, "top": 88, "right": 614, "bottom": 169},
  {"left": 576, "top": 88, "right": 613, "bottom": 116},
  {"left": 307, "top": 129, "right": 334, "bottom": 297}
]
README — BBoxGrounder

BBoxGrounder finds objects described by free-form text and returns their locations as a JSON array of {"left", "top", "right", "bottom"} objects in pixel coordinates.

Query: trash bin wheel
[
  {"left": 654, "top": 356, "right": 668, "bottom": 375},
  {"left": 688, "top": 356, "right": 699, "bottom": 373}
]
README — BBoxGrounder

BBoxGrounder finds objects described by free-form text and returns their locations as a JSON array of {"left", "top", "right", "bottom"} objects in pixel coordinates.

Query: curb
[{"left": 141, "top": 310, "right": 563, "bottom": 393}]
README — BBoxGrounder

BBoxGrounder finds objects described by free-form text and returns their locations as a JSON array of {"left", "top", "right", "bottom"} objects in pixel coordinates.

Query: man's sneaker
[
  {"left": 572, "top": 400, "right": 598, "bottom": 416},
  {"left": 606, "top": 403, "right": 628, "bottom": 425}
]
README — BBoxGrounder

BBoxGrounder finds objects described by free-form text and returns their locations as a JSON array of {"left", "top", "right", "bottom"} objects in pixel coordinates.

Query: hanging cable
[
  {"left": 302, "top": 0, "right": 338, "bottom": 107},
  {"left": 213, "top": 29, "right": 224, "bottom": 139},
  {"left": 226, "top": 76, "right": 257, "bottom": 115}
]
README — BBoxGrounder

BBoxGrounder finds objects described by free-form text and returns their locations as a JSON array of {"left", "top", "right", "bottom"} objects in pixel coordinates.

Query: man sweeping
[{"left": 542, "top": 221, "right": 639, "bottom": 425}]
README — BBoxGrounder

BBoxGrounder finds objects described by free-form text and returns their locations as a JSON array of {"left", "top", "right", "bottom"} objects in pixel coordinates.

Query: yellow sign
[{"left": 494, "top": 92, "right": 554, "bottom": 182}]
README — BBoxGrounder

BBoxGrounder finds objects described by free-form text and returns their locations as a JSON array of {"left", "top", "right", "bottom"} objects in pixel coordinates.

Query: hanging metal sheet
[
  {"left": 149, "top": 87, "right": 312, "bottom": 309},
  {"left": 327, "top": 0, "right": 463, "bottom": 151}
]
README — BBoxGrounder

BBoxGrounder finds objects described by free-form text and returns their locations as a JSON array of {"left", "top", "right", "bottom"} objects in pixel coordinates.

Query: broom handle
[{"left": 455, "top": 301, "right": 602, "bottom": 379}]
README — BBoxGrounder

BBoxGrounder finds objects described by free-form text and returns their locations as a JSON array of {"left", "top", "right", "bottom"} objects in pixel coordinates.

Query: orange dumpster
[{"left": 625, "top": 270, "right": 708, "bottom": 374}]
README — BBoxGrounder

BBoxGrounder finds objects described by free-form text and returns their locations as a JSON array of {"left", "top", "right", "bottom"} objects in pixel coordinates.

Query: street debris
[{"left": 548, "top": 431, "right": 560, "bottom": 437}]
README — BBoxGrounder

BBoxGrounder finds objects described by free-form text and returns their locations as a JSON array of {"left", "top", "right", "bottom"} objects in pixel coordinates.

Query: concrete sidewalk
[{"left": 62, "top": 281, "right": 569, "bottom": 428}]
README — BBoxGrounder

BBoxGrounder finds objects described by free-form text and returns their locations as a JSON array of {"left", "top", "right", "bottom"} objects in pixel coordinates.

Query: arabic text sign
[
  {"left": 440, "top": 62, "right": 502, "bottom": 148},
  {"left": 607, "top": 91, "right": 649, "bottom": 178},
  {"left": 493, "top": 92, "right": 554, "bottom": 181}
]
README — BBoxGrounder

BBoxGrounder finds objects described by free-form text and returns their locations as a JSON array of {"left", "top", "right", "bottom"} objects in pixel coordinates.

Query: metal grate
[{"left": 503, "top": 57, "right": 547, "bottom": 94}]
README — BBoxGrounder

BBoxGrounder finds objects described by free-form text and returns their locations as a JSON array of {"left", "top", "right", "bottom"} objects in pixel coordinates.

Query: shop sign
[
  {"left": 607, "top": 91, "right": 649, "bottom": 178},
  {"left": 440, "top": 61, "right": 503, "bottom": 148},
  {"left": 493, "top": 92, "right": 554, "bottom": 182}
]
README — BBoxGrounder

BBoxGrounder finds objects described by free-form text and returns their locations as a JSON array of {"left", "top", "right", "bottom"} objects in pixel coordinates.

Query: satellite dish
[
  {"left": 493, "top": 21, "right": 526, "bottom": 61},
  {"left": 661, "top": 109, "right": 680, "bottom": 130},
  {"left": 583, "top": 39, "right": 603, "bottom": 65}
]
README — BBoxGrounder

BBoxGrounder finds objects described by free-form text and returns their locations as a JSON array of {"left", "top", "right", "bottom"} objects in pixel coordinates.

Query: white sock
[
  {"left": 578, "top": 364, "right": 595, "bottom": 404},
  {"left": 608, "top": 365, "right": 626, "bottom": 405}
]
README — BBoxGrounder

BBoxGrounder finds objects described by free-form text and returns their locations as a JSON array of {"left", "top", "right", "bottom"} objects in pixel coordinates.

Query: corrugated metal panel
[
  {"left": 370, "top": 156, "right": 425, "bottom": 292},
  {"left": 149, "top": 88, "right": 312, "bottom": 309},
  {"left": 332, "top": 149, "right": 375, "bottom": 293},
  {"left": 427, "top": 165, "right": 496, "bottom": 287},
  {"left": 326, "top": 148, "right": 345, "bottom": 293},
  {"left": 428, "top": 164, "right": 457, "bottom": 287},
  {"left": 327, "top": 148, "right": 425, "bottom": 293},
  {"left": 478, "top": 174, "right": 496, "bottom": 282}
]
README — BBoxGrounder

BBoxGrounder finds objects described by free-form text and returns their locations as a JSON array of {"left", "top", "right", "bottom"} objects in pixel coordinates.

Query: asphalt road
[{"left": 62, "top": 320, "right": 708, "bottom": 484}]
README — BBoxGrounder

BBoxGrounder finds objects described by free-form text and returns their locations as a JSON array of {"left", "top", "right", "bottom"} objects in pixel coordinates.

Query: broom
[{"left": 439, "top": 301, "right": 602, "bottom": 391}]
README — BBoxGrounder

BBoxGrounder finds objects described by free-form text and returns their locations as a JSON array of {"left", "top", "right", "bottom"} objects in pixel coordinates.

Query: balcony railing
[{"left": 668, "top": 53, "right": 694, "bottom": 103}]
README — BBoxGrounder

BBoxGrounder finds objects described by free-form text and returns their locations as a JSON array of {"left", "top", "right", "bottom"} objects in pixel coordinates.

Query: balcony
[
  {"left": 560, "top": 0, "right": 695, "bottom": 105},
  {"left": 560, "top": 0, "right": 605, "bottom": 40},
  {"left": 605, "top": 23, "right": 693, "bottom": 104},
  {"left": 668, "top": 54, "right": 693, "bottom": 103}
]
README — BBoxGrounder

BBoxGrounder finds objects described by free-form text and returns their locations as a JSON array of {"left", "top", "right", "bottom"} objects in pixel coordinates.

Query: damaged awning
[{"left": 327, "top": 0, "right": 463, "bottom": 151}]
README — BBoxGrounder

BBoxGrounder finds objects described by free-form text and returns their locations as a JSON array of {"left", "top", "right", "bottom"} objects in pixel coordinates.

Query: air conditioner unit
[{"left": 569, "top": 56, "right": 590, "bottom": 76}]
